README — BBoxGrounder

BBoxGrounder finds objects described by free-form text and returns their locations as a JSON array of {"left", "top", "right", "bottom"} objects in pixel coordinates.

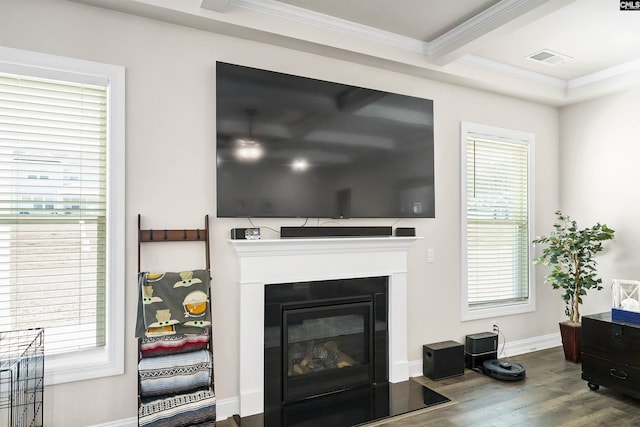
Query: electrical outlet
[
  {"left": 489, "top": 320, "right": 497, "bottom": 332},
  {"left": 492, "top": 323, "right": 500, "bottom": 334},
  {"left": 426, "top": 248, "right": 435, "bottom": 263}
]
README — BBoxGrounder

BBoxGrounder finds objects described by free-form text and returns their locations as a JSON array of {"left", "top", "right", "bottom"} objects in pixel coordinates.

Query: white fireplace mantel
[{"left": 229, "top": 236, "right": 420, "bottom": 417}]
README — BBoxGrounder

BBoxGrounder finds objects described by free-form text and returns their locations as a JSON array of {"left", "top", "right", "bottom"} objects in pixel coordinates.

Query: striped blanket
[
  {"left": 138, "top": 349, "right": 212, "bottom": 398},
  {"left": 139, "top": 389, "right": 216, "bottom": 427},
  {"left": 140, "top": 329, "right": 210, "bottom": 358}
]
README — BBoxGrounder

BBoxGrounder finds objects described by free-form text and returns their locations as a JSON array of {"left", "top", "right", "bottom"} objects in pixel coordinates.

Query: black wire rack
[{"left": 0, "top": 328, "right": 44, "bottom": 427}]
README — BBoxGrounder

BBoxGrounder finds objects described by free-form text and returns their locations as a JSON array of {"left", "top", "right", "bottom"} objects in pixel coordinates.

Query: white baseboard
[
  {"left": 99, "top": 332, "right": 562, "bottom": 426},
  {"left": 499, "top": 332, "right": 561, "bottom": 357},
  {"left": 408, "top": 332, "right": 561, "bottom": 378},
  {"left": 90, "top": 417, "right": 137, "bottom": 427},
  {"left": 215, "top": 395, "right": 241, "bottom": 421}
]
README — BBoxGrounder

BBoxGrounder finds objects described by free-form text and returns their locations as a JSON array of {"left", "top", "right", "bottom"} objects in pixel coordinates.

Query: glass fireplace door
[{"left": 282, "top": 299, "right": 374, "bottom": 403}]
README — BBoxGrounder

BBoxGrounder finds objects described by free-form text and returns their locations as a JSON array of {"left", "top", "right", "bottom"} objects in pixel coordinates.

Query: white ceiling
[
  {"left": 277, "top": 0, "right": 503, "bottom": 42},
  {"left": 277, "top": 0, "right": 640, "bottom": 79},
  {"left": 72, "top": 0, "right": 640, "bottom": 106}
]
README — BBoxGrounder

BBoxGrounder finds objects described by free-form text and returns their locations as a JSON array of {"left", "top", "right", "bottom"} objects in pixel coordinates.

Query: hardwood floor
[
  {"left": 368, "top": 347, "right": 640, "bottom": 426},
  {"left": 221, "top": 347, "right": 640, "bottom": 427}
]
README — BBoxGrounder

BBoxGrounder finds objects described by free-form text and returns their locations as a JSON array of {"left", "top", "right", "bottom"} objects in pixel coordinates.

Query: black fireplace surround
[{"left": 264, "top": 277, "right": 389, "bottom": 416}]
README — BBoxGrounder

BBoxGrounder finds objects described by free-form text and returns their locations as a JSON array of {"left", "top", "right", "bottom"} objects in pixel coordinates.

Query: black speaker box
[
  {"left": 394, "top": 227, "right": 416, "bottom": 237},
  {"left": 280, "top": 226, "right": 392, "bottom": 238},
  {"left": 422, "top": 340, "right": 464, "bottom": 380}
]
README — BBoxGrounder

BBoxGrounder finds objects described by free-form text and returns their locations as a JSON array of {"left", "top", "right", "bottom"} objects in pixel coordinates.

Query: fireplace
[
  {"left": 264, "top": 277, "right": 388, "bottom": 410},
  {"left": 230, "top": 236, "right": 419, "bottom": 417}
]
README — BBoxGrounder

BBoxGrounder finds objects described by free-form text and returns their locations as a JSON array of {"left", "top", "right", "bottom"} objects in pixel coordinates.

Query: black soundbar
[{"left": 280, "top": 226, "right": 393, "bottom": 239}]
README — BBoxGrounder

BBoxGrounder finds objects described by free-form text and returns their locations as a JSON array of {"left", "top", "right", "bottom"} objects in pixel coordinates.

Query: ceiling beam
[
  {"left": 427, "top": 0, "right": 578, "bottom": 65},
  {"left": 69, "top": 0, "right": 607, "bottom": 105}
]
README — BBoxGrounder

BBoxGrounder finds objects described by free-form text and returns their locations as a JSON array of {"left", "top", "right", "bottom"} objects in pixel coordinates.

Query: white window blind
[
  {"left": 0, "top": 72, "right": 107, "bottom": 355},
  {"left": 465, "top": 136, "right": 530, "bottom": 307}
]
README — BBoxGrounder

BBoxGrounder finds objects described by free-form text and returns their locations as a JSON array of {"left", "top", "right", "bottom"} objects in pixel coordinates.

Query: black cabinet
[{"left": 581, "top": 312, "right": 640, "bottom": 399}]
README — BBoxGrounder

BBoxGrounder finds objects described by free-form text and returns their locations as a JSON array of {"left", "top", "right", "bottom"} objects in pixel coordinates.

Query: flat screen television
[{"left": 216, "top": 62, "right": 435, "bottom": 218}]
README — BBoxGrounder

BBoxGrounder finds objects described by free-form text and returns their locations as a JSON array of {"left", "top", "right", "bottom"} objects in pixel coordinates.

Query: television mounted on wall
[{"left": 216, "top": 62, "right": 435, "bottom": 218}]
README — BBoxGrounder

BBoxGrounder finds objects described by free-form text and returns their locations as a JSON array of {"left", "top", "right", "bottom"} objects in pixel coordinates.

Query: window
[
  {"left": 461, "top": 122, "right": 534, "bottom": 320},
  {"left": 0, "top": 47, "right": 125, "bottom": 384}
]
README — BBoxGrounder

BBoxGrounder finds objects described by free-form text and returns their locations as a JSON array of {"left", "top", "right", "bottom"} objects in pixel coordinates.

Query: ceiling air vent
[{"left": 526, "top": 49, "right": 573, "bottom": 66}]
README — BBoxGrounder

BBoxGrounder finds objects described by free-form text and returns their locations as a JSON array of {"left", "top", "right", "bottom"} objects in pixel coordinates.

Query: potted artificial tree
[{"left": 533, "top": 211, "right": 615, "bottom": 362}]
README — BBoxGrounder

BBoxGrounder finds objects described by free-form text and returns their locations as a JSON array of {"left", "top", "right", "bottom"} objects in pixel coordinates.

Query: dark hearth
[{"left": 235, "top": 380, "right": 450, "bottom": 427}]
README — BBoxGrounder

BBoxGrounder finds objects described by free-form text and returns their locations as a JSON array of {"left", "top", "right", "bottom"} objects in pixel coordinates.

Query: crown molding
[
  {"left": 200, "top": 0, "right": 230, "bottom": 13},
  {"left": 228, "top": 0, "right": 425, "bottom": 53},
  {"left": 568, "top": 59, "right": 640, "bottom": 89},
  {"left": 228, "top": 0, "right": 555, "bottom": 66},
  {"left": 457, "top": 54, "right": 567, "bottom": 89},
  {"left": 71, "top": 0, "right": 632, "bottom": 105},
  {"left": 225, "top": 0, "right": 581, "bottom": 95}
]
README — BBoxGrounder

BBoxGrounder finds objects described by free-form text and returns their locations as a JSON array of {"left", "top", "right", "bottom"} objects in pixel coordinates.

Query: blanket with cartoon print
[{"left": 135, "top": 270, "right": 211, "bottom": 338}]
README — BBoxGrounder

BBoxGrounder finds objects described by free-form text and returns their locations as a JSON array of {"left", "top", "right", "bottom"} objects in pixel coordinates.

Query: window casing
[
  {"left": 461, "top": 122, "right": 535, "bottom": 321},
  {"left": 0, "top": 47, "right": 125, "bottom": 384}
]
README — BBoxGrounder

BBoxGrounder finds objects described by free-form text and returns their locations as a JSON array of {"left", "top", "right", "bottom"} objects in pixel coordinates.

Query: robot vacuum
[{"left": 482, "top": 359, "right": 526, "bottom": 381}]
